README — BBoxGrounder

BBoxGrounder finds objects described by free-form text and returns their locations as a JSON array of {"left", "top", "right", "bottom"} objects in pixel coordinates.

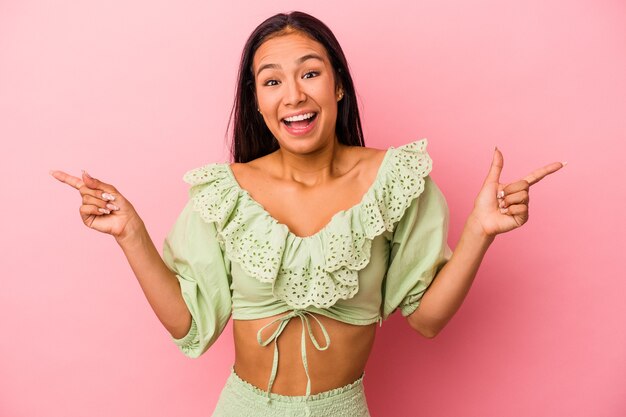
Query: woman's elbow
[
  {"left": 407, "top": 314, "right": 443, "bottom": 339},
  {"left": 418, "top": 327, "right": 440, "bottom": 339},
  {"left": 412, "top": 322, "right": 440, "bottom": 339}
]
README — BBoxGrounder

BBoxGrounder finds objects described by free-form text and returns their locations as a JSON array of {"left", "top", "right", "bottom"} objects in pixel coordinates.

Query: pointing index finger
[
  {"left": 523, "top": 161, "right": 566, "bottom": 186},
  {"left": 50, "top": 170, "right": 84, "bottom": 190}
]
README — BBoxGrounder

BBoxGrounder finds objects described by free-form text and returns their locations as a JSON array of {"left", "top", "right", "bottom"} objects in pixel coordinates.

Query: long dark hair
[{"left": 227, "top": 11, "right": 365, "bottom": 163}]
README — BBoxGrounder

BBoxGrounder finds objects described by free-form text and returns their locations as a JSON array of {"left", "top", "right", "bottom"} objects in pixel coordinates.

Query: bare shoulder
[
  {"left": 349, "top": 145, "right": 388, "bottom": 179},
  {"left": 228, "top": 154, "right": 275, "bottom": 190},
  {"left": 352, "top": 144, "right": 387, "bottom": 165}
]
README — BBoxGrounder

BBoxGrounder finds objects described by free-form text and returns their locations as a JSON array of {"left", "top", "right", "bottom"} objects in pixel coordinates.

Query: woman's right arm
[
  {"left": 50, "top": 169, "right": 192, "bottom": 339},
  {"left": 115, "top": 218, "right": 192, "bottom": 339}
]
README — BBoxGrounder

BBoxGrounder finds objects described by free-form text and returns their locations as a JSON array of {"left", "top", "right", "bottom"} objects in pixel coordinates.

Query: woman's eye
[
  {"left": 264, "top": 79, "right": 279, "bottom": 87},
  {"left": 303, "top": 71, "right": 319, "bottom": 79}
]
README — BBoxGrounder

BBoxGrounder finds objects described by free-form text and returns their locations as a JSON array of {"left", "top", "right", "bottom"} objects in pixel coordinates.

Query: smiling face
[{"left": 252, "top": 30, "right": 343, "bottom": 151}]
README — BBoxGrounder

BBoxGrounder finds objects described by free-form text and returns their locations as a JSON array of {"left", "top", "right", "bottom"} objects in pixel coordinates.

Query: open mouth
[{"left": 282, "top": 112, "right": 318, "bottom": 128}]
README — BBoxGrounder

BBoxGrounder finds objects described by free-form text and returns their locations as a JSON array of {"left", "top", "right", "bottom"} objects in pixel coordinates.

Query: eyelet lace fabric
[{"left": 182, "top": 139, "right": 433, "bottom": 310}]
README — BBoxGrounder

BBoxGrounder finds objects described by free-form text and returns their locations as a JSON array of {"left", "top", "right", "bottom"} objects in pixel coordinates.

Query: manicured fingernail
[
  {"left": 500, "top": 207, "right": 508, "bottom": 213},
  {"left": 102, "top": 192, "right": 115, "bottom": 201},
  {"left": 562, "top": 161, "right": 568, "bottom": 166},
  {"left": 499, "top": 199, "right": 505, "bottom": 208},
  {"left": 497, "top": 190, "right": 505, "bottom": 199},
  {"left": 106, "top": 203, "right": 119, "bottom": 211},
  {"left": 98, "top": 208, "right": 111, "bottom": 214},
  {"left": 82, "top": 169, "right": 93, "bottom": 179}
]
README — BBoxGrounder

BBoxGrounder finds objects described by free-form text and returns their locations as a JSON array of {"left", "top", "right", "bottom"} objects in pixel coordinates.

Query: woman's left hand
[{"left": 468, "top": 147, "right": 565, "bottom": 238}]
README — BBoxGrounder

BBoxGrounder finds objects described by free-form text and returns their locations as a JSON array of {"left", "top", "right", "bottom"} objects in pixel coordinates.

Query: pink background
[{"left": 1, "top": 0, "right": 624, "bottom": 416}]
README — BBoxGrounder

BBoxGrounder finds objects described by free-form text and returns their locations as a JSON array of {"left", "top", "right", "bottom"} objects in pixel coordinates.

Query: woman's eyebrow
[{"left": 256, "top": 53, "right": 325, "bottom": 77}]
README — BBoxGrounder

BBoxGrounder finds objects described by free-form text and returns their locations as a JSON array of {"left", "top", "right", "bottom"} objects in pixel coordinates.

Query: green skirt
[{"left": 211, "top": 366, "right": 371, "bottom": 417}]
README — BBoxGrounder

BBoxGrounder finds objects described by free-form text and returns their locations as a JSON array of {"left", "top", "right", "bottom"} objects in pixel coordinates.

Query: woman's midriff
[{"left": 232, "top": 311, "right": 377, "bottom": 396}]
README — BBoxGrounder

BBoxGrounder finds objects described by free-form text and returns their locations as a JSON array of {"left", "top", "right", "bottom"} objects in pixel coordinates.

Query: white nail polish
[
  {"left": 497, "top": 190, "right": 505, "bottom": 199},
  {"left": 98, "top": 208, "right": 111, "bottom": 214},
  {"left": 500, "top": 207, "right": 508, "bottom": 214},
  {"left": 102, "top": 192, "right": 115, "bottom": 201},
  {"left": 106, "top": 203, "right": 119, "bottom": 211}
]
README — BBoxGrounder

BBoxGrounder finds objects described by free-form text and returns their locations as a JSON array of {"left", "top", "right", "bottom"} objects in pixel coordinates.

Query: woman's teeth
[{"left": 283, "top": 112, "right": 316, "bottom": 125}]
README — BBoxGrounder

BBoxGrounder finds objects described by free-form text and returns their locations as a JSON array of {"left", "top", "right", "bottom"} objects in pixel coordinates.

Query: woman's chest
[
  {"left": 226, "top": 232, "right": 392, "bottom": 318},
  {"left": 244, "top": 176, "right": 377, "bottom": 239},
  {"left": 229, "top": 149, "right": 386, "bottom": 239}
]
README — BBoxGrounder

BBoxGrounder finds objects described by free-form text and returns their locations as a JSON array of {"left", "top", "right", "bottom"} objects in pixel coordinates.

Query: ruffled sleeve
[
  {"left": 382, "top": 175, "right": 452, "bottom": 320},
  {"left": 162, "top": 199, "right": 233, "bottom": 358}
]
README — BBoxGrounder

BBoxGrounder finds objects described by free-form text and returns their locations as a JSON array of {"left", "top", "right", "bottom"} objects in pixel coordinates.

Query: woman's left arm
[{"left": 407, "top": 147, "right": 565, "bottom": 338}]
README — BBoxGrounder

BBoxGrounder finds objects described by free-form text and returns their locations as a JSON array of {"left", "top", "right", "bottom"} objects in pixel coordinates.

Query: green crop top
[{"left": 162, "top": 138, "right": 452, "bottom": 404}]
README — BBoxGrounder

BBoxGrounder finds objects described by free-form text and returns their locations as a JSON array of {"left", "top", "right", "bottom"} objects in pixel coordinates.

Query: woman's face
[{"left": 252, "top": 31, "right": 342, "bottom": 151}]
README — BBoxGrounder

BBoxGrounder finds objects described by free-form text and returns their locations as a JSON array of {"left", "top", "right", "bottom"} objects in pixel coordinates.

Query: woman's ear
[{"left": 336, "top": 86, "right": 344, "bottom": 102}]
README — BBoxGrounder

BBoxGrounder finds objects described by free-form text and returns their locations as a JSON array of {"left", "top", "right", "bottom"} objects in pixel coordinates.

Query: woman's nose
[{"left": 283, "top": 80, "right": 306, "bottom": 106}]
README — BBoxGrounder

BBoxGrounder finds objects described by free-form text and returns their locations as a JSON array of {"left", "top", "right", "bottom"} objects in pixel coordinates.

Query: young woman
[{"left": 50, "top": 11, "right": 564, "bottom": 417}]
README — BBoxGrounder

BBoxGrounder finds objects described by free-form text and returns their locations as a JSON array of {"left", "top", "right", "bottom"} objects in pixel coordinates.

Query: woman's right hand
[{"left": 50, "top": 169, "right": 144, "bottom": 242}]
